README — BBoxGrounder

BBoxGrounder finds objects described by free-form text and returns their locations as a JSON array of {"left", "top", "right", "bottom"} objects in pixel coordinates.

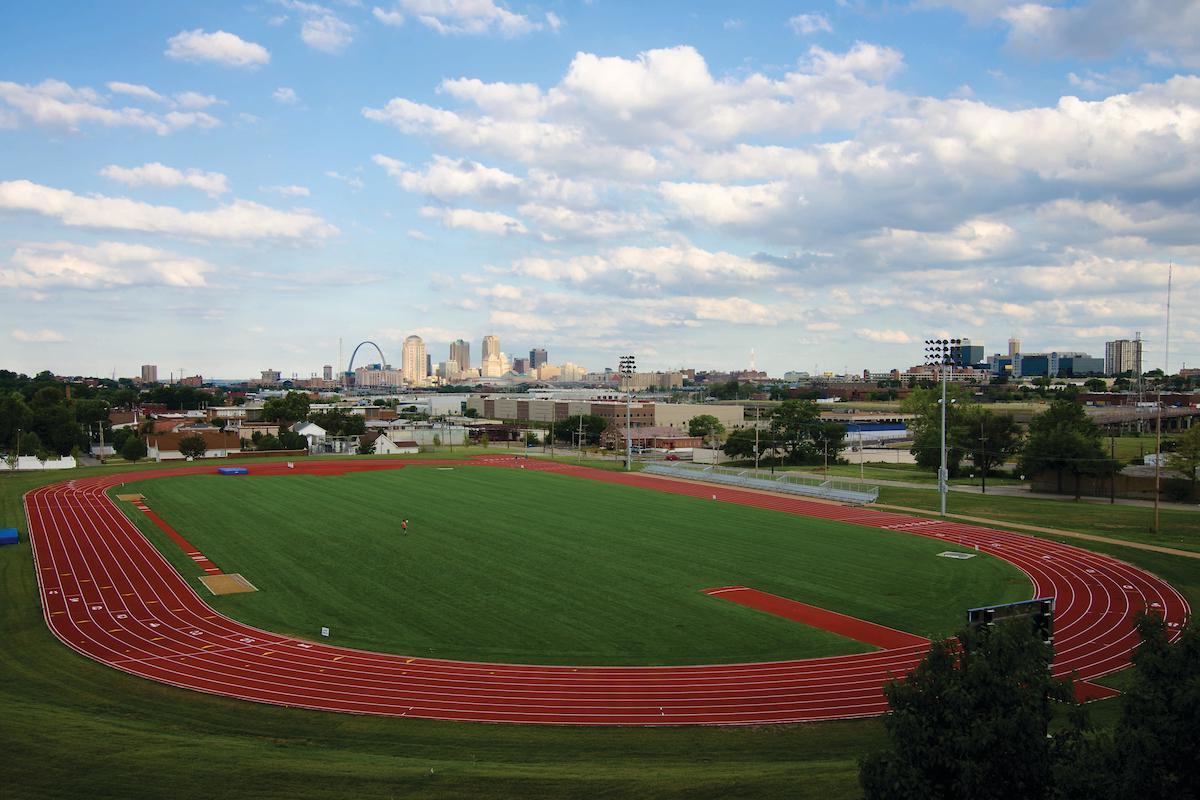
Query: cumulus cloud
[
  {"left": 12, "top": 329, "right": 67, "bottom": 343},
  {"left": 0, "top": 180, "right": 337, "bottom": 241},
  {"left": 175, "top": 91, "right": 221, "bottom": 109},
  {"left": 263, "top": 184, "right": 312, "bottom": 197},
  {"left": 165, "top": 29, "right": 270, "bottom": 68},
  {"left": 420, "top": 206, "right": 527, "bottom": 235},
  {"left": 923, "top": 0, "right": 1200, "bottom": 67},
  {"left": 0, "top": 241, "right": 215, "bottom": 291},
  {"left": 302, "top": 13, "right": 354, "bottom": 53},
  {"left": 507, "top": 243, "right": 781, "bottom": 292},
  {"left": 789, "top": 13, "right": 832, "bottom": 35},
  {"left": 274, "top": 87, "right": 299, "bottom": 105},
  {"left": 379, "top": 0, "right": 543, "bottom": 36},
  {"left": 856, "top": 329, "right": 912, "bottom": 344},
  {"left": 100, "top": 163, "right": 230, "bottom": 197},
  {"left": 106, "top": 81, "right": 163, "bottom": 102},
  {"left": 0, "top": 79, "right": 219, "bottom": 135},
  {"left": 374, "top": 153, "right": 520, "bottom": 200}
]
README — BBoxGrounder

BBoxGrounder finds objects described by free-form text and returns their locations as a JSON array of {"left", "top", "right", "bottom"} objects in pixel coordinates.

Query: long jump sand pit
[{"left": 199, "top": 573, "right": 258, "bottom": 596}]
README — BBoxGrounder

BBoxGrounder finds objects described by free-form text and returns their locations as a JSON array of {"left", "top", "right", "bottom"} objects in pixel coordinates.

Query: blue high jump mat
[
  {"left": 0, "top": 528, "right": 18, "bottom": 546},
  {"left": 217, "top": 467, "right": 249, "bottom": 475}
]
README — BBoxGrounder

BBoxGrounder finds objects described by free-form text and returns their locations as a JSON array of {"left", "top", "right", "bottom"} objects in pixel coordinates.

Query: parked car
[{"left": 665, "top": 453, "right": 680, "bottom": 461}]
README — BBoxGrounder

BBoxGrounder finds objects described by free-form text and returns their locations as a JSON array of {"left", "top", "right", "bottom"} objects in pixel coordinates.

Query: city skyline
[{"left": 1, "top": 2, "right": 1197, "bottom": 377}]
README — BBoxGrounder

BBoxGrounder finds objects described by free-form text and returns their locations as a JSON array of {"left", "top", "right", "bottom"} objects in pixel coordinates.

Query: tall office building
[
  {"left": 530, "top": 348, "right": 548, "bottom": 369},
  {"left": 512, "top": 357, "right": 529, "bottom": 375},
  {"left": 449, "top": 339, "right": 470, "bottom": 372},
  {"left": 482, "top": 335, "right": 500, "bottom": 362},
  {"left": 1008, "top": 337, "right": 1021, "bottom": 359},
  {"left": 322, "top": 364, "right": 333, "bottom": 381},
  {"left": 481, "top": 334, "right": 505, "bottom": 377},
  {"left": 1105, "top": 334, "right": 1143, "bottom": 377},
  {"left": 402, "top": 335, "right": 428, "bottom": 384},
  {"left": 140, "top": 364, "right": 158, "bottom": 383}
]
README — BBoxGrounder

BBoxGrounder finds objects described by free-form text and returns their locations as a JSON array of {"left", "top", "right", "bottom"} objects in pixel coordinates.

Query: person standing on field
[{"left": 401, "top": 519, "right": 408, "bottom": 534}]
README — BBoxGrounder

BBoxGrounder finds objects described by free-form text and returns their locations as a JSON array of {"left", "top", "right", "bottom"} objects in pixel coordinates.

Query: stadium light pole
[
  {"left": 619, "top": 355, "right": 636, "bottom": 471},
  {"left": 925, "top": 338, "right": 962, "bottom": 517}
]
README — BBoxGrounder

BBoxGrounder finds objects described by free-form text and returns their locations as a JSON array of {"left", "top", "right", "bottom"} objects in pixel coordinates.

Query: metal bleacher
[{"left": 642, "top": 462, "right": 880, "bottom": 505}]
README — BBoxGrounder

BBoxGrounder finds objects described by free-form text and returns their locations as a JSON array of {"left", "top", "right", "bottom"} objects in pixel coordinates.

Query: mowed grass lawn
[
  {"left": 876, "top": 486, "right": 1200, "bottom": 553},
  {"left": 119, "top": 466, "right": 1031, "bottom": 665}
]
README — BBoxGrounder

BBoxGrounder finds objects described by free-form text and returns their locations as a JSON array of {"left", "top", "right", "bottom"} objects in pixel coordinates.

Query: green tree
[
  {"left": 902, "top": 384, "right": 974, "bottom": 476},
  {"left": 1166, "top": 424, "right": 1200, "bottom": 495},
  {"left": 1052, "top": 614, "right": 1200, "bottom": 799},
  {"left": 261, "top": 392, "right": 311, "bottom": 424},
  {"left": 551, "top": 414, "right": 607, "bottom": 444},
  {"left": 1083, "top": 378, "right": 1107, "bottom": 392},
  {"left": 277, "top": 430, "right": 307, "bottom": 450},
  {"left": 178, "top": 435, "right": 207, "bottom": 459},
  {"left": 0, "top": 391, "right": 33, "bottom": 450},
  {"left": 119, "top": 437, "right": 147, "bottom": 462},
  {"left": 722, "top": 427, "right": 759, "bottom": 460},
  {"left": 1019, "top": 400, "right": 1116, "bottom": 496},
  {"left": 770, "top": 400, "right": 822, "bottom": 463},
  {"left": 958, "top": 406, "right": 1022, "bottom": 492},
  {"left": 255, "top": 434, "right": 282, "bottom": 451},
  {"left": 464, "top": 407, "right": 479, "bottom": 418},
  {"left": 860, "top": 622, "right": 1074, "bottom": 800},
  {"left": 687, "top": 414, "right": 726, "bottom": 447},
  {"left": 813, "top": 421, "right": 848, "bottom": 464}
]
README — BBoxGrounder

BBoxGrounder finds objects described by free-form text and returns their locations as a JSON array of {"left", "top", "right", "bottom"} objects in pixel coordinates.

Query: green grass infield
[{"left": 117, "top": 466, "right": 1031, "bottom": 665}]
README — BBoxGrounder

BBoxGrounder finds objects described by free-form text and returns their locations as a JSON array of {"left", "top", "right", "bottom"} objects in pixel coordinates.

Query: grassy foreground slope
[{"left": 121, "top": 467, "right": 1029, "bottom": 664}]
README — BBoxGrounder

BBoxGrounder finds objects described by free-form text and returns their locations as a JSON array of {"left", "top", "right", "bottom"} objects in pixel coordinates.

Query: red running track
[{"left": 24, "top": 457, "right": 1190, "bottom": 726}]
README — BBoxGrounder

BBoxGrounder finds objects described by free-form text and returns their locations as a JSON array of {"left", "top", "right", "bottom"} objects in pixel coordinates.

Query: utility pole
[
  {"left": 754, "top": 405, "right": 760, "bottom": 479},
  {"left": 979, "top": 414, "right": 987, "bottom": 494},
  {"left": 1154, "top": 264, "right": 1173, "bottom": 534},
  {"left": 1110, "top": 436, "right": 1116, "bottom": 505}
]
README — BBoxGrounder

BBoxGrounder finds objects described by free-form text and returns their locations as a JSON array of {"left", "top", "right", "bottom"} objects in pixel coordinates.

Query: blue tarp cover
[
  {"left": 217, "top": 467, "right": 249, "bottom": 475},
  {"left": 0, "top": 527, "right": 18, "bottom": 545}
]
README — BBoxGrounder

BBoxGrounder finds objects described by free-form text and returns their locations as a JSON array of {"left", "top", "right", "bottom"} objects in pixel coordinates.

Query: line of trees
[{"left": 720, "top": 400, "right": 848, "bottom": 466}]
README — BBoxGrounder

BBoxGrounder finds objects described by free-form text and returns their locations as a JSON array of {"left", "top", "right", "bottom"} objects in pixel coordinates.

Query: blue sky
[{"left": 1, "top": 0, "right": 1198, "bottom": 379}]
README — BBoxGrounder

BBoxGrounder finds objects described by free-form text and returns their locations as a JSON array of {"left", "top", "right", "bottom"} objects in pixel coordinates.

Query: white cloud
[
  {"left": 274, "top": 87, "right": 300, "bottom": 105},
  {"left": 12, "top": 329, "right": 67, "bottom": 343},
  {"left": 420, "top": 205, "right": 527, "bottom": 235},
  {"left": 324, "top": 170, "right": 365, "bottom": 190},
  {"left": 508, "top": 243, "right": 781, "bottom": 290},
  {"left": 660, "top": 181, "right": 789, "bottom": 226},
  {"left": 106, "top": 81, "right": 164, "bottom": 102},
  {"left": 263, "top": 184, "right": 312, "bottom": 197},
  {"left": 165, "top": 29, "right": 270, "bottom": 68},
  {"left": 489, "top": 309, "right": 555, "bottom": 331},
  {"left": 302, "top": 13, "right": 354, "bottom": 53},
  {"left": 373, "top": 6, "right": 406, "bottom": 25},
  {"left": 100, "top": 162, "right": 230, "bottom": 197},
  {"left": 856, "top": 328, "right": 912, "bottom": 344},
  {"left": 396, "top": 0, "right": 541, "bottom": 36},
  {"left": 0, "top": 180, "right": 338, "bottom": 241},
  {"left": 789, "top": 13, "right": 832, "bottom": 35},
  {"left": 0, "top": 79, "right": 219, "bottom": 135},
  {"left": 373, "top": 153, "right": 520, "bottom": 200},
  {"left": 923, "top": 0, "right": 1200, "bottom": 68},
  {"left": 861, "top": 219, "right": 1017, "bottom": 264},
  {"left": 175, "top": 91, "right": 220, "bottom": 109},
  {"left": 0, "top": 241, "right": 215, "bottom": 291}
]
